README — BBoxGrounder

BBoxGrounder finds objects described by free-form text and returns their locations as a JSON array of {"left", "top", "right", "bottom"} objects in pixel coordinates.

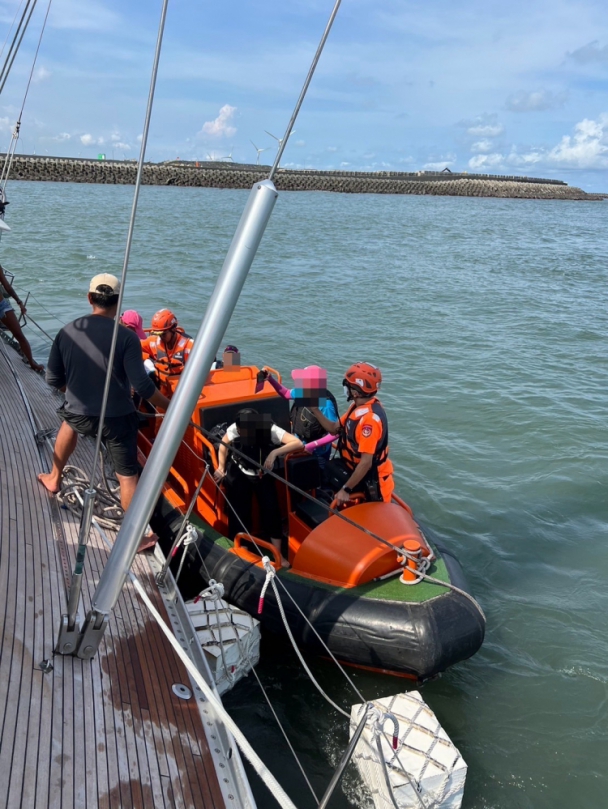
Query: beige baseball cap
[{"left": 89, "top": 273, "right": 121, "bottom": 294}]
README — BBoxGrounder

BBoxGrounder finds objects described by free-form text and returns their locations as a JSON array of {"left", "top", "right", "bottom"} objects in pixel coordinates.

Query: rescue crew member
[
  {"left": 141, "top": 309, "right": 194, "bottom": 386},
  {"left": 310, "top": 362, "right": 394, "bottom": 505}
]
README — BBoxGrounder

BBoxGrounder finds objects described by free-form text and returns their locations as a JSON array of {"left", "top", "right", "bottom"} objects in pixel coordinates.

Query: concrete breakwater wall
[{"left": 4, "top": 155, "right": 603, "bottom": 200}]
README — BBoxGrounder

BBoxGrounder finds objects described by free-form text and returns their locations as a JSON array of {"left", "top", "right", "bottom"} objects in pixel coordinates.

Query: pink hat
[
  {"left": 291, "top": 364, "right": 327, "bottom": 384},
  {"left": 120, "top": 310, "right": 146, "bottom": 340}
]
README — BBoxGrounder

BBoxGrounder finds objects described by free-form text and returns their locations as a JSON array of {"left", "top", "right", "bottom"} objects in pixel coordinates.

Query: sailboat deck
[{"left": 0, "top": 338, "right": 226, "bottom": 809}]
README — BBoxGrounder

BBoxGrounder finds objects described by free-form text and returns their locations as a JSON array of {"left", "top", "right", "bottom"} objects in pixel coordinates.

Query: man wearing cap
[{"left": 38, "top": 274, "right": 170, "bottom": 533}]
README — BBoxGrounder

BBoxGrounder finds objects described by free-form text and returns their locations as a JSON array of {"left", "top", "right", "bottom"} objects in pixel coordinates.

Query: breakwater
[{"left": 4, "top": 155, "right": 603, "bottom": 200}]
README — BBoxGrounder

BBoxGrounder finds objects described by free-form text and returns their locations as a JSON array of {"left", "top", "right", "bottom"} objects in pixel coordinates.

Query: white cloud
[
  {"left": 468, "top": 114, "right": 608, "bottom": 172},
  {"left": 294, "top": 140, "right": 305, "bottom": 147},
  {"left": 424, "top": 158, "right": 456, "bottom": 170},
  {"left": 201, "top": 104, "right": 237, "bottom": 138},
  {"left": 0, "top": 116, "right": 12, "bottom": 133},
  {"left": 32, "top": 66, "right": 51, "bottom": 83},
  {"left": 468, "top": 153, "right": 506, "bottom": 170},
  {"left": 80, "top": 133, "right": 105, "bottom": 146},
  {"left": 327, "top": 146, "right": 338, "bottom": 152},
  {"left": 468, "top": 123, "right": 504, "bottom": 137},
  {"left": 459, "top": 115, "right": 505, "bottom": 139},
  {"left": 52, "top": 132, "right": 71, "bottom": 141},
  {"left": 547, "top": 114, "right": 608, "bottom": 168},
  {"left": 471, "top": 139, "right": 494, "bottom": 153},
  {"left": 506, "top": 90, "right": 567, "bottom": 113},
  {"left": 50, "top": 0, "right": 121, "bottom": 31},
  {"left": 567, "top": 41, "right": 608, "bottom": 64}
]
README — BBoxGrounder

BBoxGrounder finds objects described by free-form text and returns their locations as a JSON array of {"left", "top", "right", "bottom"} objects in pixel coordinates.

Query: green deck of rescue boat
[{"left": 189, "top": 513, "right": 451, "bottom": 603}]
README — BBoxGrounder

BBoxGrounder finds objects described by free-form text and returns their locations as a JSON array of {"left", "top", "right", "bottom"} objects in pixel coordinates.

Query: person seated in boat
[
  {"left": 119, "top": 309, "right": 146, "bottom": 339},
  {"left": 38, "top": 273, "right": 171, "bottom": 551},
  {"left": 309, "top": 362, "right": 394, "bottom": 505},
  {"left": 0, "top": 264, "right": 44, "bottom": 372},
  {"left": 257, "top": 364, "right": 338, "bottom": 469},
  {"left": 140, "top": 308, "right": 194, "bottom": 388},
  {"left": 213, "top": 408, "right": 302, "bottom": 567},
  {"left": 212, "top": 344, "right": 239, "bottom": 370}
]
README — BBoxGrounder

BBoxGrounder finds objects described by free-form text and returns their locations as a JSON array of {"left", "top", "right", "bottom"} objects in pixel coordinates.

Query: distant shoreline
[{"left": 4, "top": 155, "right": 605, "bottom": 200}]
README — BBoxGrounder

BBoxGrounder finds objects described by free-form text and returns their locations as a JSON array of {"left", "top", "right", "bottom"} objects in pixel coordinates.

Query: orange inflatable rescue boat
[{"left": 139, "top": 362, "right": 485, "bottom": 680}]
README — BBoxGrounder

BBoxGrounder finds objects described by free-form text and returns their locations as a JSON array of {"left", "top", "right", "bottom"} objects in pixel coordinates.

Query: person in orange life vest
[
  {"left": 141, "top": 309, "right": 194, "bottom": 380},
  {"left": 310, "top": 362, "right": 394, "bottom": 505}
]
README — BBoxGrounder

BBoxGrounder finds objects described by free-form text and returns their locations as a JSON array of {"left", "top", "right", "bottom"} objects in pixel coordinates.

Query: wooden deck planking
[{"left": 0, "top": 340, "right": 225, "bottom": 809}]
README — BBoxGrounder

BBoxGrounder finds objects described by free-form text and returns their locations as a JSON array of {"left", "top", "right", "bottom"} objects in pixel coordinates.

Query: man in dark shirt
[{"left": 38, "top": 273, "right": 170, "bottom": 514}]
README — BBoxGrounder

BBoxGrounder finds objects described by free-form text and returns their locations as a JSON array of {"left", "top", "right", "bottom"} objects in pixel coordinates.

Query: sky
[{"left": 0, "top": 0, "right": 608, "bottom": 191}]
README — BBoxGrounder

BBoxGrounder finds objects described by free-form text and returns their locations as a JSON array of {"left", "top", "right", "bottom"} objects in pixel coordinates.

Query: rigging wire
[
  {"left": 1, "top": 0, "right": 54, "bottom": 193},
  {"left": 0, "top": 0, "right": 27, "bottom": 62},
  {"left": 269, "top": 0, "right": 342, "bottom": 181},
  {"left": 15, "top": 286, "right": 68, "bottom": 327},
  {"left": 86, "top": 0, "right": 170, "bottom": 492},
  {"left": 0, "top": 0, "right": 38, "bottom": 97}
]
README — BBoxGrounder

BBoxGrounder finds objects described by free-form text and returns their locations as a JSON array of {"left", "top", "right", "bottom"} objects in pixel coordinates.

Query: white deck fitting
[
  {"left": 350, "top": 692, "right": 467, "bottom": 809},
  {"left": 186, "top": 599, "right": 260, "bottom": 695}
]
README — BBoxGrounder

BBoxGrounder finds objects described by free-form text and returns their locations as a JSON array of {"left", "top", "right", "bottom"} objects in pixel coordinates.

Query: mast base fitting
[
  {"left": 76, "top": 610, "right": 110, "bottom": 659},
  {"left": 55, "top": 614, "right": 81, "bottom": 655}
]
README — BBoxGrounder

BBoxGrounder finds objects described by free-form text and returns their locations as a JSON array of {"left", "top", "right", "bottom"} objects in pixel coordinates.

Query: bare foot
[
  {"left": 137, "top": 532, "right": 158, "bottom": 554},
  {"left": 280, "top": 557, "right": 290, "bottom": 570},
  {"left": 37, "top": 472, "right": 61, "bottom": 495}
]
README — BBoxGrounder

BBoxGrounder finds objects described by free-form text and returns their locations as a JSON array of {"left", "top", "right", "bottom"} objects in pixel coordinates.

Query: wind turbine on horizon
[
  {"left": 220, "top": 148, "right": 234, "bottom": 162},
  {"left": 250, "top": 140, "right": 269, "bottom": 165},
  {"left": 265, "top": 129, "right": 296, "bottom": 158}
]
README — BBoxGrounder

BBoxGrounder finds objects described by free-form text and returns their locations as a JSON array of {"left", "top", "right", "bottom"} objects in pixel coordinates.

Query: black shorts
[{"left": 58, "top": 405, "right": 140, "bottom": 477}]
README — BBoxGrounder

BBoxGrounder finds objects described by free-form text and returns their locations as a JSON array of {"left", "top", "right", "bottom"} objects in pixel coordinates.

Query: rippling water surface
[{"left": 4, "top": 181, "right": 608, "bottom": 808}]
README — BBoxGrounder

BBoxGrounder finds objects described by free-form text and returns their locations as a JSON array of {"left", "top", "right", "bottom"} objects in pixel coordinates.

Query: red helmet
[
  {"left": 343, "top": 362, "right": 382, "bottom": 395},
  {"left": 151, "top": 309, "right": 178, "bottom": 332}
]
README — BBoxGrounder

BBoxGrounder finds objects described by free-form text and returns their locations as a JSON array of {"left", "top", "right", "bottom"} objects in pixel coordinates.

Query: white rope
[
  {"left": 86, "top": 518, "right": 300, "bottom": 809},
  {"left": 208, "top": 473, "right": 368, "bottom": 703},
  {"left": 263, "top": 557, "right": 351, "bottom": 720}
]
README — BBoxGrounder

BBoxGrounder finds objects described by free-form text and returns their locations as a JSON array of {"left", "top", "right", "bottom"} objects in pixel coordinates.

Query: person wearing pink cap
[
  {"left": 257, "top": 364, "right": 338, "bottom": 468},
  {"left": 119, "top": 310, "right": 146, "bottom": 340}
]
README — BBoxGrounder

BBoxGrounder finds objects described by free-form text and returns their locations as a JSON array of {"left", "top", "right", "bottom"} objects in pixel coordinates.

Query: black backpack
[{"left": 290, "top": 389, "right": 339, "bottom": 442}]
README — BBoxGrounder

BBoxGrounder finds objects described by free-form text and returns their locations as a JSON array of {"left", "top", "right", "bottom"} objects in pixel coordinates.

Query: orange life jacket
[
  {"left": 337, "top": 398, "right": 390, "bottom": 470},
  {"left": 146, "top": 333, "right": 193, "bottom": 375}
]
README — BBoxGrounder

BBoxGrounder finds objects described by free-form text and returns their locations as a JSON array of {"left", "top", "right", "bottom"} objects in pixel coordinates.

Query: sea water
[{"left": 3, "top": 181, "right": 607, "bottom": 809}]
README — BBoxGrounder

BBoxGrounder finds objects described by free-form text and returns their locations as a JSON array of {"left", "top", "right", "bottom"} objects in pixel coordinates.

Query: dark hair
[
  {"left": 90, "top": 290, "right": 119, "bottom": 309},
  {"left": 235, "top": 408, "right": 258, "bottom": 427}
]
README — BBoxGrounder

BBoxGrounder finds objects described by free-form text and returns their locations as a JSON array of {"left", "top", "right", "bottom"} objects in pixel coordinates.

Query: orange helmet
[
  {"left": 151, "top": 308, "right": 178, "bottom": 333},
  {"left": 343, "top": 362, "right": 382, "bottom": 396}
]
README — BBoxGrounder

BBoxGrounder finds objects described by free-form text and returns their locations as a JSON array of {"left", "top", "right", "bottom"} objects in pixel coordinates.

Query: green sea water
[{"left": 3, "top": 181, "right": 607, "bottom": 809}]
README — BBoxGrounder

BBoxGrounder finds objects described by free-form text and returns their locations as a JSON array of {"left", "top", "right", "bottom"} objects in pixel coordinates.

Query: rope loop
[
  {"left": 171, "top": 522, "right": 198, "bottom": 557},
  {"left": 372, "top": 710, "right": 400, "bottom": 751},
  {"left": 258, "top": 556, "right": 276, "bottom": 614},
  {"left": 193, "top": 578, "right": 225, "bottom": 604}
]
